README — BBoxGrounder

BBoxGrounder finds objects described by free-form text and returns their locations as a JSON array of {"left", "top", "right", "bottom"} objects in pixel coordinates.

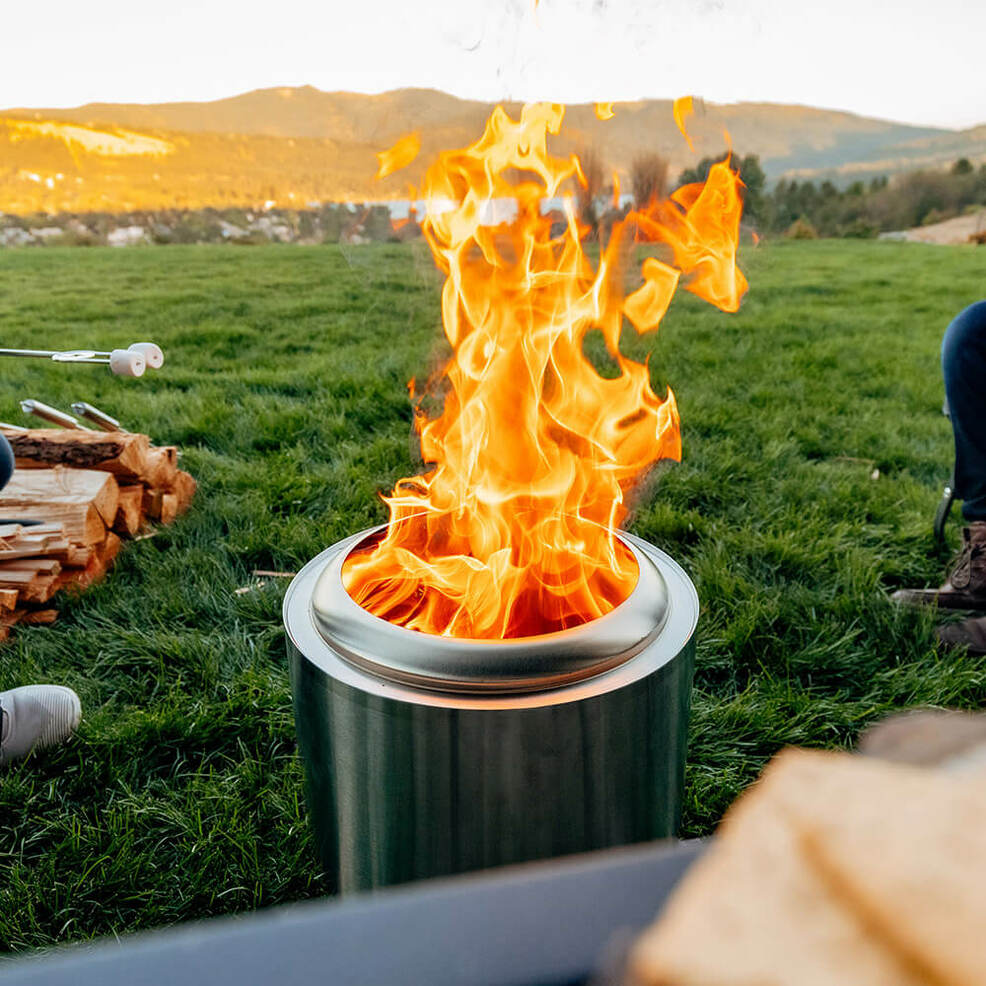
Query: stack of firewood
[{"left": 0, "top": 428, "right": 195, "bottom": 639}]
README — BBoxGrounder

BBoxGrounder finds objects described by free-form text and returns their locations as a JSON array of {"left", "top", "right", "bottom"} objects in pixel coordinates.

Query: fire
[
  {"left": 375, "top": 132, "right": 421, "bottom": 180},
  {"left": 343, "top": 103, "right": 746, "bottom": 639},
  {"left": 672, "top": 96, "right": 696, "bottom": 151},
  {"left": 595, "top": 102, "right": 615, "bottom": 120}
]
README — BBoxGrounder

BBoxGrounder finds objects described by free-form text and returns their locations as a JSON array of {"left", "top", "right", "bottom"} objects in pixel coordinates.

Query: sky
[{"left": 3, "top": 0, "right": 985, "bottom": 129}]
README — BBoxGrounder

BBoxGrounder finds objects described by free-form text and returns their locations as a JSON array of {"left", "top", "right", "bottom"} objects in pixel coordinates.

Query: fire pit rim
[{"left": 284, "top": 525, "right": 699, "bottom": 709}]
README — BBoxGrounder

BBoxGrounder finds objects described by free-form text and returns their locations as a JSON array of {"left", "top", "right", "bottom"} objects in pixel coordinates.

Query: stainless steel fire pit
[{"left": 284, "top": 524, "right": 698, "bottom": 894}]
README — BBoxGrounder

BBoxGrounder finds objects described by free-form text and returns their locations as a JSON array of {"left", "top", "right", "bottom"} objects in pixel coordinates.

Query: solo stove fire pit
[
  {"left": 285, "top": 523, "right": 697, "bottom": 893},
  {"left": 285, "top": 100, "right": 746, "bottom": 892}
]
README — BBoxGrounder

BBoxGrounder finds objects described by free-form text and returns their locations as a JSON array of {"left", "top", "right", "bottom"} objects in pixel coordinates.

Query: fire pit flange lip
[{"left": 294, "top": 523, "right": 685, "bottom": 697}]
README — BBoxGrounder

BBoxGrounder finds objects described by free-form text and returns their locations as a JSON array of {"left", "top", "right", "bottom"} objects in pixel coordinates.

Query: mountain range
[{"left": 2, "top": 86, "right": 985, "bottom": 215}]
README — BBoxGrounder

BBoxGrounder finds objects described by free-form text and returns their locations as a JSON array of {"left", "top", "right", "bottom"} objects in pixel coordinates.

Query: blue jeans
[
  {"left": 943, "top": 301, "right": 986, "bottom": 522},
  {"left": 0, "top": 433, "right": 11, "bottom": 492}
]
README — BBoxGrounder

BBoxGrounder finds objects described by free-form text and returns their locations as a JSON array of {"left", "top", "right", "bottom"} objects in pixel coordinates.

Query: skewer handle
[
  {"left": 71, "top": 402, "right": 123, "bottom": 432},
  {"left": 19, "top": 400, "right": 90, "bottom": 430}
]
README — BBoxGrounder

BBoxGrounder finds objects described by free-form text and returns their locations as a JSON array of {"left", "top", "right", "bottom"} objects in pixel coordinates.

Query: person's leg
[
  {"left": 0, "top": 432, "right": 13, "bottom": 493},
  {"left": 937, "top": 302, "right": 986, "bottom": 651},
  {"left": 942, "top": 301, "right": 986, "bottom": 522}
]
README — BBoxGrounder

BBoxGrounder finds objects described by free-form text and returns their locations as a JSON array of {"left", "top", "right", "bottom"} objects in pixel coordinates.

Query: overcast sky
[{"left": 3, "top": 0, "right": 984, "bottom": 129}]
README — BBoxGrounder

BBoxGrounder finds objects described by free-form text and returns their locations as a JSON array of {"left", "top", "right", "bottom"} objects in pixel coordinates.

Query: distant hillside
[{"left": 2, "top": 86, "right": 984, "bottom": 215}]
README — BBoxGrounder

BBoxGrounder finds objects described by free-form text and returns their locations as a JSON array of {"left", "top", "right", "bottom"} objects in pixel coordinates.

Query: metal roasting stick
[
  {"left": 0, "top": 342, "right": 164, "bottom": 378},
  {"left": 19, "top": 399, "right": 93, "bottom": 431}
]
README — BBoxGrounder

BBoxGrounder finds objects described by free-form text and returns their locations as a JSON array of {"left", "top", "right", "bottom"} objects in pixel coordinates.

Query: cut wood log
[
  {"left": 170, "top": 470, "right": 197, "bottom": 515},
  {"left": 0, "top": 608, "right": 24, "bottom": 627},
  {"left": 5, "top": 428, "right": 151, "bottom": 480},
  {"left": 19, "top": 575, "right": 60, "bottom": 604},
  {"left": 113, "top": 485, "right": 144, "bottom": 536},
  {"left": 100, "top": 531, "right": 122, "bottom": 565},
  {"left": 159, "top": 493, "right": 178, "bottom": 526},
  {"left": 145, "top": 446, "right": 179, "bottom": 489},
  {"left": 142, "top": 487, "right": 163, "bottom": 521},
  {"left": 21, "top": 608, "right": 58, "bottom": 625},
  {"left": 0, "top": 467, "right": 120, "bottom": 528},
  {"left": 63, "top": 545, "right": 95, "bottom": 567},
  {"left": 0, "top": 589, "right": 19, "bottom": 610},
  {"left": 0, "top": 468, "right": 117, "bottom": 546}
]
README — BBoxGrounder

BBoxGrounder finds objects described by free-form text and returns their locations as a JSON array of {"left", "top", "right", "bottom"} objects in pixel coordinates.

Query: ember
[{"left": 343, "top": 102, "right": 746, "bottom": 639}]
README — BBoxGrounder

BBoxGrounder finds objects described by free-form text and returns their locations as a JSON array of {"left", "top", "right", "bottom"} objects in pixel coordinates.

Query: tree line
[{"left": 580, "top": 149, "right": 986, "bottom": 240}]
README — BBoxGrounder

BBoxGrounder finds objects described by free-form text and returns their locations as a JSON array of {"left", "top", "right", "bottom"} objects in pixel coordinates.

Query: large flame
[{"left": 342, "top": 103, "right": 746, "bottom": 639}]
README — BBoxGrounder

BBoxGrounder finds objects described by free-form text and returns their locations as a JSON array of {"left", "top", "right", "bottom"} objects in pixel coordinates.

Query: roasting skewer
[{"left": 0, "top": 342, "right": 164, "bottom": 378}]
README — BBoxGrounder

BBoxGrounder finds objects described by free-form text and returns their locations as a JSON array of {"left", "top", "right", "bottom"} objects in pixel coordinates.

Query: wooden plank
[
  {"left": 18, "top": 523, "right": 66, "bottom": 536},
  {"left": 113, "top": 485, "right": 144, "bottom": 537},
  {"left": 0, "top": 558, "right": 62, "bottom": 575},
  {"left": 6, "top": 428, "right": 151, "bottom": 480},
  {"left": 0, "top": 502, "right": 105, "bottom": 546},
  {"left": 0, "top": 570, "right": 42, "bottom": 585},
  {"left": 0, "top": 544, "right": 65, "bottom": 563}
]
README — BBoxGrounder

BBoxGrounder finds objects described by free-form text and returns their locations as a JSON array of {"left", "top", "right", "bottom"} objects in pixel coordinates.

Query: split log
[
  {"left": 100, "top": 532, "right": 122, "bottom": 566},
  {"left": 21, "top": 608, "right": 58, "bottom": 625},
  {"left": 113, "top": 485, "right": 144, "bottom": 537},
  {"left": 170, "top": 470, "right": 197, "bottom": 515},
  {"left": 159, "top": 493, "right": 178, "bottom": 526},
  {"left": 142, "top": 488, "right": 163, "bottom": 521},
  {"left": 145, "top": 447, "right": 179, "bottom": 489},
  {"left": 4, "top": 428, "right": 151, "bottom": 481},
  {"left": 0, "top": 468, "right": 119, "bottom": 546},
  {"left": 0, "top": 589, "right": 19, "bottom": 610},
  {"left": 19, "top": 575, "right": 60, "bottom": 604}
]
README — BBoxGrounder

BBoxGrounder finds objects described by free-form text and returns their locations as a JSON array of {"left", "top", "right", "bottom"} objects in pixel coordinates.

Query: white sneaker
[{"left": 0, "top": 685, "right": 81, "bottom": 764}]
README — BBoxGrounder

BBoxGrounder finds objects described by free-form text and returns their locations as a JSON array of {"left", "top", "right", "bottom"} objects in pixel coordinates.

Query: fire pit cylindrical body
[{"left": 285, "top": 526, "right": 698, "bottom": 894}]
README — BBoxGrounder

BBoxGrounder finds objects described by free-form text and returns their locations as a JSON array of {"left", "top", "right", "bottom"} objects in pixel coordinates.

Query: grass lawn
[{"left": 0, "top": 238, "right": 983, "bottom": 952}]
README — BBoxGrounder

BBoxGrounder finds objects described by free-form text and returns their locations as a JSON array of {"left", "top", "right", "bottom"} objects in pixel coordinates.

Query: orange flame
[
  {"left": 611, "top": 168, "right": 621, "bottom": 209},
  {"left": 595, "top": 102, "right": 615, "bottom": 120},
  {"left": 673, "top": 96, "right": 696, "bottom": 152},
  {"left": 375, "top": 132, "right": 421, "bottom": 180},
  {"left": 343, "top": 103, "right": 746, "bottom": 639}
]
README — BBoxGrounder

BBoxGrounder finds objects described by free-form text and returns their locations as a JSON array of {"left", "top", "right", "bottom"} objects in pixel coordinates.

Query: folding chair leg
[{"left": 934, "top": 470, "right": 957, "bottom": 546}]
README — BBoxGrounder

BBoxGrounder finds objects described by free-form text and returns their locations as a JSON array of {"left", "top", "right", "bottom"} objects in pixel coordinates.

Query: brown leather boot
[
  {"left": 936, "top": 616, "right": 986, "bottom": 654},
  {"left": 893, "top": 521, "right": 986, "bottom": 610}
]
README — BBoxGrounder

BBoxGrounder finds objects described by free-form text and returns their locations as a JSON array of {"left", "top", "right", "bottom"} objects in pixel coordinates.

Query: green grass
[{"left": 0, "top": 239, "right": 983, "bottom": 952}]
